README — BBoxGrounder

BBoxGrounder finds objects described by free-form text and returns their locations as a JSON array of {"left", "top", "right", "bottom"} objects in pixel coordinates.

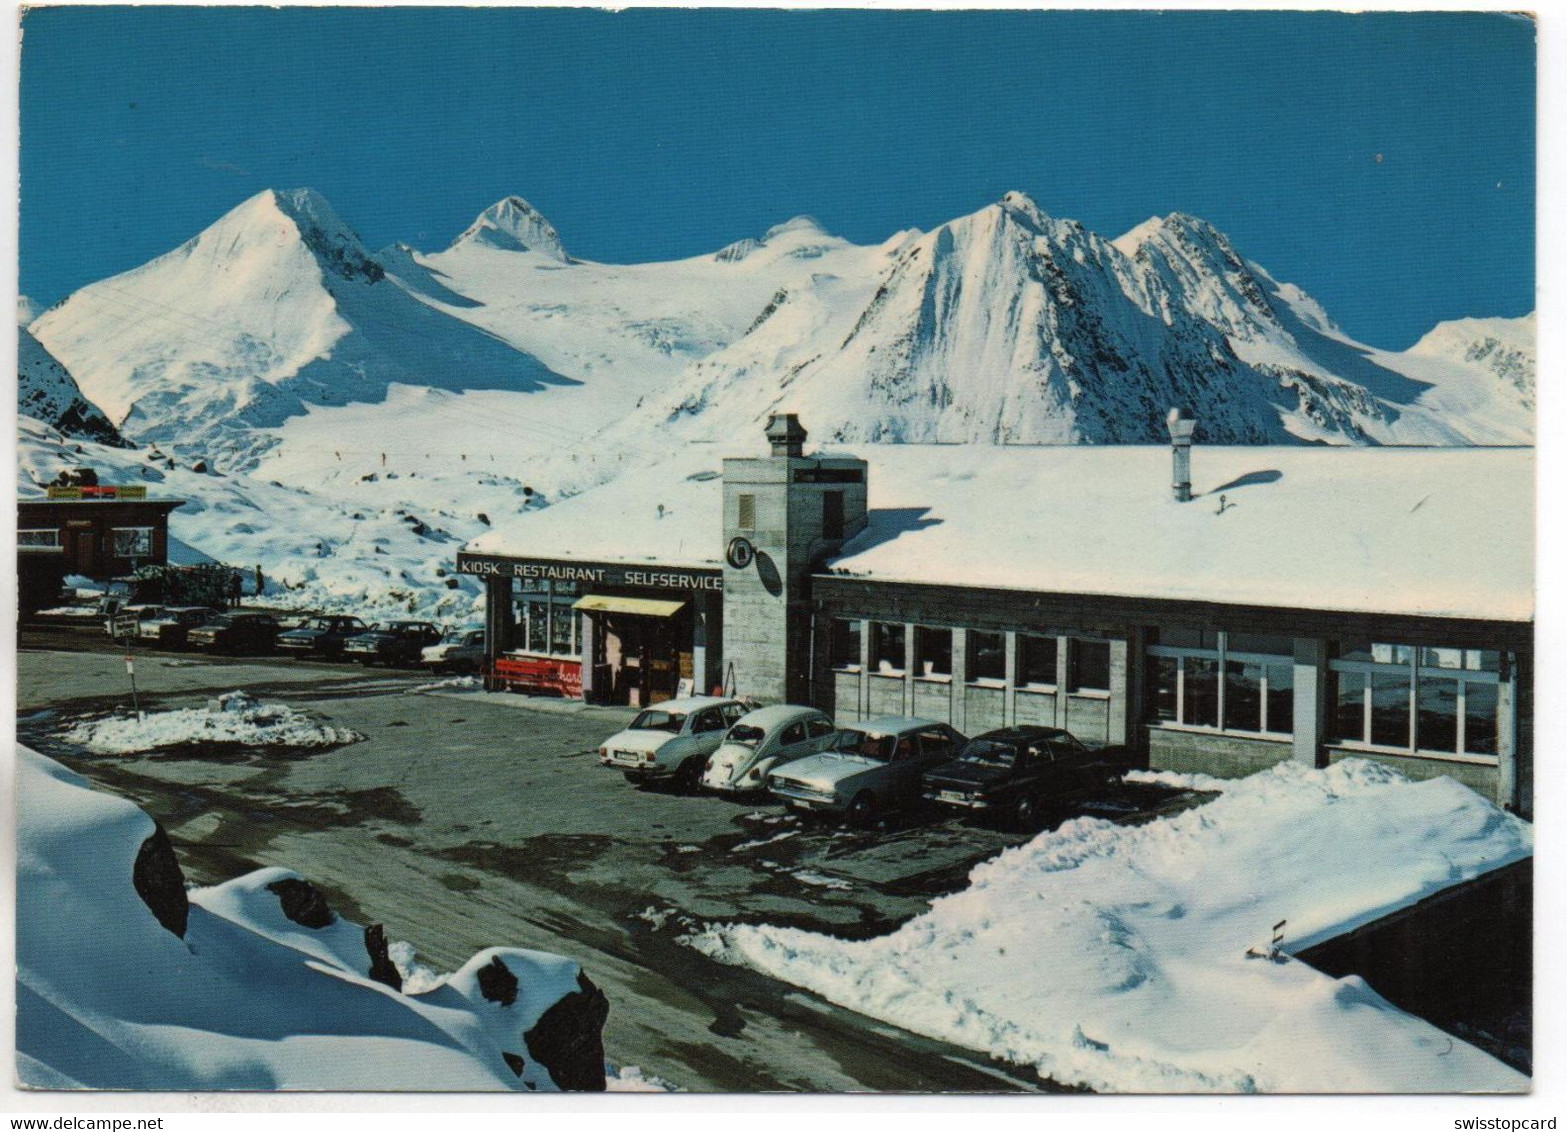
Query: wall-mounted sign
[
  {"left": 725, "top": 536, "right": 756, "bottom": 570},
  {"left": 45, "top": 485, "right": 149, "bottom": 501},
  {"left": 456, "top": 553, "right": 723, "bottom": 592}
]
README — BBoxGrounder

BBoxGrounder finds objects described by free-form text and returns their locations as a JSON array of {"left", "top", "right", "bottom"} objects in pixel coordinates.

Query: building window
[
  {"left": 822, "top": 491, "right": 844, "bottom": 540},
  {"left": 511, "top": 578, "right": 580, "bottom": 658},
  {"left": 1328, "top": 640, "right": 1501, "bottom": 759},
  {"left": 830, "top": 619, "right": 863, "bottom": 671},
  {"left": 18, "top": 529, "right": 61, "bottom": 548},
  {"left": 914, "top": 626, "right": 952, "bottom": 679},
  {"left": 1017, "top": 634, "right": 1057, "bottom": 688},
  {"left": 870, "top": 622, "right": 906, "bottom": 675},
  {"left": 1147, "top": 629, "right": 1292, "bottom": 736},
  {"left": 1070, "top": 639, "right": 1111, "bottom": 693},
  {"left": 111, "top": 527, "right": 154, "bottom": 557},
  {"left": 737, "top": 494, "right": 756, "bottom": 531},
  {"left": 967, "top": 630, "right": 1006, "bottom": 684}
]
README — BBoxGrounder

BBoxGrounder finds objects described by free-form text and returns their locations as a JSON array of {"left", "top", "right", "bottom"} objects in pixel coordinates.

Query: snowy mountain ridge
[{"left": 28, "top": 185, "right": 1535, "bottom": 469}]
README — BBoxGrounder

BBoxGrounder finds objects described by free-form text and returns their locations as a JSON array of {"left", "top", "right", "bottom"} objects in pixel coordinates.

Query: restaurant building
[
  {"left": 459, "top": 415, "right": 1533, "bottom": 816},
  {"left": 17, "top": 484, "right": 186, "bottom": 615}
]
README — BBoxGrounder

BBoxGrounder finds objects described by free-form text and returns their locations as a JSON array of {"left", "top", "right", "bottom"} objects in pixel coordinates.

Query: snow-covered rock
[
  {"left": 18, "top": 327, "right": 126, "bottom": 446},
  {"left": 15, "top": 746, "right": 610, "bottom": 1090},
  {"left": 689, "top": 759, "right": 1532, "bottom": 1094}
]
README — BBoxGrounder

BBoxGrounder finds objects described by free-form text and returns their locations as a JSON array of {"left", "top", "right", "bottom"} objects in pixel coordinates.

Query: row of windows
[
  {"left": 830, "top": 622, "right": 1508, "bottom": 762},
  {"left": 829, "top": 620, "right": 1111, "bottom": 693},
  {"left": 1328, "top": 640, "right": 1501, "bottom": 758},
  {"left": 18, "top": 527, "right": 153, "bottom": 555},
  {"left": 1146, "top": 629, "right": 1295, "bottom": 735}
]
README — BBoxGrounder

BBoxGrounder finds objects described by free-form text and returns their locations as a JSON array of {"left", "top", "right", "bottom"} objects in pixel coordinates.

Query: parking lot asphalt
[{"left": 16, "top": 625, "right": 1210, "bottom": 1093}]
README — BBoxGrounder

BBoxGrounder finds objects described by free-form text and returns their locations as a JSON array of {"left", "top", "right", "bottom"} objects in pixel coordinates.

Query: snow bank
[
  {"left": 58, "top": 692, "right": 361, "bottom": 755},
  {"left": 16, "top": 747, "right": 607, "bottom": 1091},
  {"left": 689, "top": 759, "right": 1531, "bottom": 1094}
]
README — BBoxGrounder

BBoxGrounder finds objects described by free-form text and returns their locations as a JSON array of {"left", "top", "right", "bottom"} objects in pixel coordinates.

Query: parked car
[
  {"left": 276, "top": 615, "right": 369, "bottom": 659},
  {"left": 597, "top": 696, "right": 751, "bottom": 787},
  {"left": 700, "top": 704, "right": 838, "bottom": 795},
  {"left": 767, "top": 716, "right": 967, "bottom": 824},
  {"left": 421, "top": 627, "right": 487, "bottom": 674},
  {"left": 137, "top": 606, "right": 218, "bottom": 649},
  {"left": 103, "top": 604, "right": 165, "bottom": 638},
  {"left": 187, "top": 612, "right": 283, "bottom": 655},
  {"left": 343, "top": 621, "right": 445, "bottom": 666},
  {"left": 921, "top": 726, "right": 1130, "bottom": 828}
]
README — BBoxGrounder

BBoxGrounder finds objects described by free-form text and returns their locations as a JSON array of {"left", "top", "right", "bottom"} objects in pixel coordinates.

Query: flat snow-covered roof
[
  {"left": 466, "top": 444, "right": 1533, "bottom": 623},
  {"left": 464, "top": 445, "right": 726, "bottom": 572},
  {"left": 828, "top": 445, "right": 1533, "bottom": 623}
]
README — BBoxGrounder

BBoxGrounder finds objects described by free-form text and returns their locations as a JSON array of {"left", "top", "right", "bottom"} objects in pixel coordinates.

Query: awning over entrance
[{"left": 573, "top": 594, "right": 687, "bottom": 618}]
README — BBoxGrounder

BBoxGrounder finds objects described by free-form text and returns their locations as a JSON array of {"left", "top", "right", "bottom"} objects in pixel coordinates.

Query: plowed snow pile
[
  {"left": 59, "top": 692, "right": 360, "bottom": 754},
  {"left": 689, "top": 759, "right": 1532, "bottom": 1093}
]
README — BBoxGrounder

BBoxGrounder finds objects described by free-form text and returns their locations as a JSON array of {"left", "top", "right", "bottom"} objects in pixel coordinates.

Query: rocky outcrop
[
  {"left": 132, "top": 823, "right": 188, "bottom": 938},
  {"left": 476, "top": 954, "right": 518, "bottom": 1006},
  {"left": 364, "top": 924, "right": 403, "bottom": 991},
  {"left": 266, "top": 877, "right": 335, "bottom": 929},
  {"left": 524, "top": 971, "right": 610, "bottom": 1092}
]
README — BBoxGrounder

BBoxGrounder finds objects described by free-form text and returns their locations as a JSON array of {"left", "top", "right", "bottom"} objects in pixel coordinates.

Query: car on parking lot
[
  {"left": 343, "top": 620, "right": 445, "bottom": 666},
  {"left": 276, "top": 615, "right": 369, "bottom": 659},
  {"left": 186, "top": 611, "right": 284, "bottom": 655},
  {"left": 767, "top": 716, "right": 967, "bottom": 824},
  {"left": 598, "top": 696, "right": 751, "bottom": 787},
  {"left": 103, "top": 604, "right": 165, "bottom": 638},
  {"left": 421, "top": 627, "right": 487, "bottom": 674},
  {"left": 137, "top": 606, "right": 219, "bottom": 649},
  {"left": 701, "top": 704, "right": 838, "bottom": 795},
  {"left": 921, "top": 726, "right": 1130, "bottom": 828}
]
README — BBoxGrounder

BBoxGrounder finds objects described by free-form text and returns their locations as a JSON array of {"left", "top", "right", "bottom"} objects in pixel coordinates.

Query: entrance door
[{"left": 68, "top": 531, "right": 97, "bottom": 576}]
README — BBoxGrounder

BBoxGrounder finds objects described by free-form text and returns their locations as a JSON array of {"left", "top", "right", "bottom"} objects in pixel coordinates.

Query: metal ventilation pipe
[{"left": 1167, "top": 407, "right": 1196, "bottom": 502}]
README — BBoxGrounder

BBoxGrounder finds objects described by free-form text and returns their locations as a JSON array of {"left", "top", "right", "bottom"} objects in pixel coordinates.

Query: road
[{"left": 17, "top": 624, "right": 1206, "bottom": 1092}]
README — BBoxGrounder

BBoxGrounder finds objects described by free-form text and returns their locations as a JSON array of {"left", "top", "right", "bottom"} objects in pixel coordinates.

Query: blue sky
[{"left": 19, "top": 7, "right": 1534, "bottom": 348}]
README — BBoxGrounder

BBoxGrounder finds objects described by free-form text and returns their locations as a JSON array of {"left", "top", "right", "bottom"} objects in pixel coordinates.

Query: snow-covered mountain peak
[
  {"left": 764, "top": 215, "right": 830, "bottom": 242},
  {"left": 451, "top": 195, "right": 568, "bottom": 261},
  {"left": 1111, "top": 216, "right": 1165, "bottom": 257},
  {"left": 1402, "top": 313, "right": 1535, "bottom": 405}
]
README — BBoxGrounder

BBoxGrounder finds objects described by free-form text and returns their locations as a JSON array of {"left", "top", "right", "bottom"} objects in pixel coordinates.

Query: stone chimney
[
  {"left": 1166, "top": 407, "right": 1196, "bottom": 502},
  {"left": 765, "top": 413, "right": 808, "bottom": 458}
]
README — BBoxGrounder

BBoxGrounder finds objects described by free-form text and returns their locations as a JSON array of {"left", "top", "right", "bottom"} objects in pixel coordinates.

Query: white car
[
  {"left": 421, "top": 627, "right": 486, "bottom": 673},
  {"left": 700, "top": 704, "right": 839, "bottom": 795},
  {"left": 598, "top": 697, "right": 751, "bottom": 788}
]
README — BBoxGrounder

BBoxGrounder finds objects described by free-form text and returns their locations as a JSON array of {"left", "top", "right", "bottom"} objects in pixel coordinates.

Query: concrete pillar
[
  {"left": 1496, "top": 652, "right": 1518, "bottom": 811},
  {"left": 1054, "top": 636, "right": 1070, "bottom": 727},
  {"left": 1108, "top": 637, "right": 1130, "bottom": 746},
  {"left": 950, "top": 628, "right": 968, "bottom": 732},
  {"left": 580, "top": 612, "right": 596, "bottom": 700},
  {"left": 692, "top": 598, "right": 709, "bottom": 698},
  {"left": 1003, "top": 631, "right": 1018, "bottom": 726},
  {"left": 1292, "top": 637, "right": 1328, "bottom": 767},
  {"left": 1124, "top": 627, "right": 1148, "bottom": 763},
  {"left": 903, "top": 622, "right": 917, "bottom": 716},
  {"left": 854, "top": 619, "right": 870, "bottom": 718},
  {"left": 483, "top": 576, "right": 515, "bottom": 691}
]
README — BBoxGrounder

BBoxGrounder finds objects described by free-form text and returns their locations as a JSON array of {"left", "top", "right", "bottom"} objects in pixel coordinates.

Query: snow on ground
[
  {"left": 687, "top": 759, "right": 1532, "bottom": 1094},
  {"left": 17, "top": 414, "right": 495, "bottom": 621},
  {"left": 15, "top": 747, "right": 598, "bottom": 1090},
  {"left": 58, "top": 691, "right": 361, "bottom": 755}
]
